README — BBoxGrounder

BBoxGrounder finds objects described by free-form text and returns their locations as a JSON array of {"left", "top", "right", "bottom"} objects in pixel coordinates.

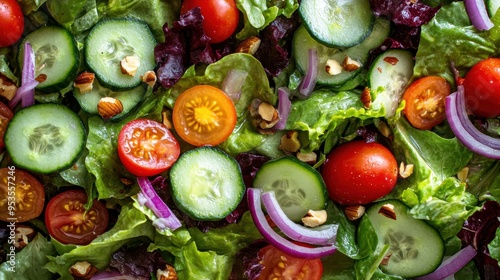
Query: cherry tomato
[
  {"left": 463, "top": 58, "right": 500, "bottom": 118},
  {"left": 118, "top": 118, "right": 180, "bottom": 177},
  {"left": 321, "top": 140, "right": 398, "bottom": 205},
  {"left": 180, "top": 0, "right": 239, "bottom": 43},
  {"left": 0, "top": 0, "right": 24, "bottom": 47},
  {"left": 172, "top": 85, "right": 237, "bottom": 147},
  {"left": 257, "top": 244, "right": 323, "bottom": 280},
  {"left": 0, "top": 168, "right": 45, "bottom": 222},
  {"left": 45, "top": 189, "right": 108, "bottom": 245},
  {"left": 0, "top": 101, "right": 13, "bottom": 151},
  {"left": 402, "top": 76, "right": 451, "bottom": 130}
]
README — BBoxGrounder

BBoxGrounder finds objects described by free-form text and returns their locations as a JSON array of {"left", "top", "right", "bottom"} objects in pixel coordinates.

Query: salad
[{"left": 0, "top": 0, "right": 499, "bottom": 279}]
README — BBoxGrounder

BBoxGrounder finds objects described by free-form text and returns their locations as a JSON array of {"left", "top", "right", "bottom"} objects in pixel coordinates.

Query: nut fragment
[
  {"left": 381, "top": 253, "right": 392, "bottom": 266},
  {"left": 302, "top": 209, "right": 327, "bottom": 227},
  {"left": 69, "top": 261, "right": 98, "bottom": 280},
  {"left": 279, "top": 131, "right": 301, "bottom": 153},
  {"left": 157, "top": 264, "right": 178, "bottom": 280},
  {"left": 120, "top": 55, "right": 140, "bottom": 76},
  {"left": 296, "top": 151, "right": 317, "bottom": 164},
  {"left": 325, "top": 59, "right": 342, "bottom": 75},
  {"left": 162, "top": 110, "right": 173, "bottom": 129},
  {"left": 0, "top": 74, "right": 17, "bottom": 100},
  {"left": 235, "top": 36, "right": 261, "bottom": 55},
  {"left": 342, "top": 56, "right": 362, "bottom": 71},
  {"left": 141, "top": 70, "right": 157, "bottom": 87},
  {"left": 344, "top": 205, "right": 365, "bottom": 221},
  {"left": 399, "top": 162, "right": 414, "bottom": 178},
  {"left": 360, "top": 87, "right": 371, "bottom": 109},
  {"left": 378, "top": 203, "right": 396, "bottom": 220},
  {"left": 73, "top": 71, "right": 95, "bottom": 94},
  {"left": 14, "top": 224, "right": 36, "bottom": 249},
  {"left": 120, "top": 177, "right": 134, "bottom": 186},
  {"left": 257, "top": 101, "right": 280, "bottom": 129},
  {"left": 457, "top": 167, "right": 469, "bottom": 183},
  {"left": 97, "top": 97, "right": 123, "bottom": 119},
  {"left": 376, "top": 120, "right": 392, "bottom": 138}
]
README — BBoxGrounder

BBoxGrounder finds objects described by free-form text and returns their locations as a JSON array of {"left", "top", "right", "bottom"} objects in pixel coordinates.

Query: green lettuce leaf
[{"left": 489, "top": 227, "right": 500, "bottom": 268}]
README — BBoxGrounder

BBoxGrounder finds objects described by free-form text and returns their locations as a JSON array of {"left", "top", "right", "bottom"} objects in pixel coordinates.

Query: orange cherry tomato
[
  {"left": 172, "top": 85, "right": 237, "bottom": 147},
  {"left": 402, "top": 76, "right": 451, "bottom": 130}
]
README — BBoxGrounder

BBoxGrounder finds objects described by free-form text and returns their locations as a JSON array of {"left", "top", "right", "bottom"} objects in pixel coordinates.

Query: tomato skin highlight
[
  {"left": 45, "top": 189, "right": 108, "bottom": 245},
  {"left": 118, "top": 118, "right": 180, "bottom": 177},
  {"left": 172, "top": 85, "right": 237, "bottom": 147},
  {"left": 402, "top": 76, "right": 451, "bottom": 130},
  {"left": 0, "top": 168, "right": 45, "bottom": 222},
  {"left": 463, "top": 58, "right": 500, "bottom": 118},
  {"left": 0, "top": 0, "right": 24, "bottom": 47},
  {"left": 180, "top": 0, "right": 239, "bottom": 44},
  {"left": 321, "top": 140, "right": 398, "bottom": 205},
  {"left": 257, "top": 244, "right": 323, "bottom": 280},
  {"left": 0, "top": 101, "right": 13, "bottom": 151}
]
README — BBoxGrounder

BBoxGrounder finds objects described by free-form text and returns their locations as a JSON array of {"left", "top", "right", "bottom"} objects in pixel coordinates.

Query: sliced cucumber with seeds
[
  {"left": 18, "top": 26, "right": 79, "bottom": 93},
  {"left": 170, "top": 147, "right": 245, "bottom": 221},
  {"left": 73, "top": 78, "right": 147, "bottom": 120},
  {"left": 362, "top": 200, "right": 445, "bottom": 278},
  {"left": 85, "top": 18, "right": 157, "bottom": 91},
  {"left": 253, "top": 156, "right": 328, "bottom": 222},
  {"left": 4, "top": 104, "right": 86, "bottom": 174},
  {"left": 293, "top": 17, "right": 390, "bottom": 87},
  {"left": 299, "top": 0, "right": 374, "bottom": 48}
]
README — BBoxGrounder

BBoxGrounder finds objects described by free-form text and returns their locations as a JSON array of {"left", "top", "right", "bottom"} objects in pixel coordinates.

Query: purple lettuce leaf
[
  {"left": 109, "top": 244, "right": 169, "bottom": 280},
  {"left": 370, "top": 0, "right": 440, "bottom": 27}
]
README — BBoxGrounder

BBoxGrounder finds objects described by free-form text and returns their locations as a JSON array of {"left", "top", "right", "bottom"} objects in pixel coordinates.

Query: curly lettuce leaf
[{"left": 490, "top": 228, "right": 500, "bottom": 268}]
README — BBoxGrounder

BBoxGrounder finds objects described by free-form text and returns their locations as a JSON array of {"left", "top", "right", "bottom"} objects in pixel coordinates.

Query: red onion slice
[
  {"left": 9, "top": 42, "right": 38, "bottom": 109},
  {"left": 415, "top": 245, "right": 477, "bottom": 280},
  {"left": 275, "top": 87, "right": 292, "bottom": 130},
  {"left": 137, "top": 177, "right": 182, "bottom": 230},
  {"left": 247, "top": 188, "right": 337, "bottom": 259},
  {"left": 9, "top": 79, "right": 38, "bottom": 109},
  {"left": 464, "top": 0, "right": 494, "bottom": 30},
  {"left": 221, "top": 69, "right": 248, "bottom": 102},
  {"left": 298, "top": 48, "right": 319, "bottom": 97},
  {"left": 261, "top": 190, "right": 338, "bottom": 245}
]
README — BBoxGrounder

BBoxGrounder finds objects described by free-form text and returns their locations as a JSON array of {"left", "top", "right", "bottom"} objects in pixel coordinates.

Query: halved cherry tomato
[
  {"left": 463, "top": 58, "right": 500, "bottom": 118},
  {"left": 172, "top": 85, "right": 237, "bottom": 147},
  {"left": 257, "top": 244, "right": 323, "bottom": 280},
  {"left": 181, "top": 0, "right": 239, "bottom": 44},
  {"left": 321, "top": 140, "right": 398, "bottom": 205},
  {"left": 402, "top": 76, "right": 451, "bottom": 130},
  {"left": 118, "top": 118, "right": 180, "bottom": 177},
  {"left": 0, "top": 168, "right": 45, "bottom": 222},
  {"left": 0, "top": 101, "right": 14, "bottom": 151},
  {"left": 45, "top": 189, "right": 108, "bottom": 245},
  {"left": 0, "top": 0, "right": 24, "bottom": 47}
]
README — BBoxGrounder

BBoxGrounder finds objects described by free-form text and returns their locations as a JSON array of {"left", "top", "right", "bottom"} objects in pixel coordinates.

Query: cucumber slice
[
  {"left": 73, "top": 78, "right": 147, "bottom": 120},
  {"left": 85, "top": 18, "right": 157, "bottom": 91},
  {"left": 368, "top": 49, "right": 414, "bottom": 118},
  {"left": 170, "top": 147, "right": 245, "bottom": 221},
  {"left": 18, "top": 26, "right": 79, "bottom": 93},
  {"left": 362, "top": 200, "right": 445, "bottom": 278},
  {"left": 293, "top": 17, "right": 390, "bottom": 86},
  {"left": 299, "top": 0, "right": 374, "bottom": 48},
  {"left": 4, "top": 104, "right": 86, "bottom": 174},
  {"left": 487, "top": 0, "right": 500, "bottom": 16},
  {"left": 252, "top": 156, "right": 328, "bottom": 222}
]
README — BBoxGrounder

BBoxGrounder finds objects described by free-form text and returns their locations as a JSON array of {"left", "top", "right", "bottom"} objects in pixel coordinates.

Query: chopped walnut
[
  {"left": 302, "top": 209, "right": 327, "bottom": 227},
  {"left": 279, "top": 131, "right": 301, "bottom": 153},
  {"left": 360, "top": 87, "right": 371, "bottom": 109}
]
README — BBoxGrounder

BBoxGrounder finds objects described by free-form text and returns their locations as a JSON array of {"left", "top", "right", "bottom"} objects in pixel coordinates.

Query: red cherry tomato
[
  {"left": 463, "top": 58, "right": 500, "bottom": 118},
  {"left": 118, "top": 118, "right": 180, "bottom": 177},
  {"left": 321, "top": 140, "right": 398, "bottom": 205},
  {"left": 45, "top": 189, "right": 108, "bottom": 245},
  {"left": 257, "top": 244, "right": 323, "bottom": 280},
  {"left": 180, "top": 0, "right": 239, "bottom": 44},
  {"left": 0, "top": 168, "right": 45, "bottom": 222},
  {"left": 0, "top": 101, "right": 14, "bottom": 151},
  {"left": 0, "top": 0, "right": 24, "bottom": 47}
]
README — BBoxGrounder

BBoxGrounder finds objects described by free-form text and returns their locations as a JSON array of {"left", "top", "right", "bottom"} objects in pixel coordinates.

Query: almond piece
[
  {"left": 342, "top": 56, "right": 362, "bottom": 71},
  {"left": 279, "top": 131, "right": 301, "bottom": 153},
  {"left": 399, "top": 162, "right": 414, "bottom": 178},
  {"left": 97, "top": 97, "right": 123, "bottom": 119},
  {"left": 325, "top": 59, "right": 342, "bottom": 75},
  {"left": 302, "top": 209, "right": 327, "bottom": 227},
  {"left": 345, "top": 205, "right": 366, "bottom": 221},
  {"left": 378, "top": 203, "right": 396, "bottom": 220},
  {"left": 141, "top": 70, "right": 157, "bottom": 87},
  {"left": 120, "top": 55, "right": 140, "bottom": 76},
  {"left": 0, "top": 74, "right": 17, "bottom": 101},
  {"left": 69, "top": 261, "right": 98, "bottom": 280},
  {"left": 296, "top": 151, "right": 317, "bottom": 164},
  {"left": 235, "top": 36, "right": 261, "bottom": 55},
  {"left": 74, "top": 72, "right": 95, "bottom": 94}
]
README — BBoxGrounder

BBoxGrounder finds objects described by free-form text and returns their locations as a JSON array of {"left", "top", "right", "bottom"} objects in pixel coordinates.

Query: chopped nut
[
  {"left": 344, "top": 205, "right": 365, "bottom": 221},
  {"left": 235, "top": 36, "right": 261, "bottom": 55},
  {"left": 399, "top": 162, "right": 414, "bottom": 178},
  {"left": 97, "top": 97, "right": 123, "bottom": 119},
  {"left": 162, "top": 111, "right": 173, "bottom": 129},
  {"left": 376, "top": 120, "right": 392, "bottom": 138},
  {"left": 279, "top": 131, "right": 301, "bottom": 153},
  {"left": 383, "top": 56, "right": 399, "bottom": 66},
  {"left": 378, "top": 203, "right": 396, "bottom": 220},
  {"left": 296, "top": 151, "right": 317, "bottom": 164},
  {"left": 120, "top": 55, "right": 140, "bottom": 76},
  {"left": 14, "top": 224, "right": 35, "bottom": 249},
  {"left": 381, "top": 253, "right": 392, "bottom": 266},
  {"left": 0, "top": 74, "right": 17, "bottom": 100},
  {"left": 342, "top": 56, "right": 362, "bottom": 71},
  {"left": 302, "top": 209, "right": 327, "bottom": 227},
  {"left": 360, "top": 87, "right": 371, "bottom": 109},
  {"left": 120, "top": 177, "right": 134, "bottom": 186},
  {"left": 157, "top": 264, "right": 178, "bottom": 280},
  {"left": 73, "top": 71, "right": 95, "bottom": 94},
  {"left": 257, "top": 102, "right": 279, "bottom": 129},
  {"left": 35, "top": 74, "right": 47, "bottom": 83},
  {"left": 457, "top": 167, "right": 469, "bottom": 183},
  {"left": 325, "top": 59, "right": 342, "bottom": 75},
  {"left": 141, "top": 70, "right": 157, "bottom": 87},
  {"left": 69, "top": 261, "right": 98, "bottom": 280}
]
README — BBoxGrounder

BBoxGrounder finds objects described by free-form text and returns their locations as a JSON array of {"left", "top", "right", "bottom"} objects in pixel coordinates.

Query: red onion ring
[
  {"left": 415, "top": 245, "right": 477, "bottom": 280},
  {"left": 298, "top": 48, "right": 319, "bottom": 97},
  {"left": 275, "top": 87, "right": 292, "bottom": 130},
  {"left": 9, "top": 43, "right": 38, "bottom": 109},
  {"left": 464, "top": 0, "right": 494, "bottom": 31}
]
